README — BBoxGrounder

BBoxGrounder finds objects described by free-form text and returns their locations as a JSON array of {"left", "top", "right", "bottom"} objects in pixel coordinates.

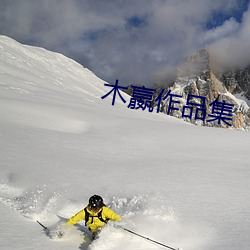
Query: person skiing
[{"left": 66, "top": 194, "right": 121, "bottom": 239}]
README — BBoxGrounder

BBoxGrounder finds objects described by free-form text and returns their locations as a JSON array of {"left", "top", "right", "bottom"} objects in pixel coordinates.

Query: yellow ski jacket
[{"left": 67, "top": 206, "right": 121, "bottom": 233}]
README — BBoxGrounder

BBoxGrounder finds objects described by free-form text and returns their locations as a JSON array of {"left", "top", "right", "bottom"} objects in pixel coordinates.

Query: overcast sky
[{"left": 0, "top": 0, "right": 249, "bottom": 86}]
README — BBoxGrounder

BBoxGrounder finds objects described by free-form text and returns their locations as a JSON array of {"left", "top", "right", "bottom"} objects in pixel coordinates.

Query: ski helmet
[{"left": 89, "top": 195, "right": 104, "bottom": 210}]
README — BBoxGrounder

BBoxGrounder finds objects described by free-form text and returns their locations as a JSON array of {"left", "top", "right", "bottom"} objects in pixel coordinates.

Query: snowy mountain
[
  {"left": 123, "top": 49, "right": 250, "bottom": 130},
  {"left": 0, "top": 36, "right": 250, "bottom": 250},
  {"left": 217, "top": 65, "right": 250, "bottom": 101},
  {"left": 159, "top": 49, "right": 250, "bottom": 130}
]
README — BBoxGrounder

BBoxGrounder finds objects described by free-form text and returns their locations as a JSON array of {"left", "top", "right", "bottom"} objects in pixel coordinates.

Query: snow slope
[{"left": 0, "top": 36, "right": 250, "bottom": 250}]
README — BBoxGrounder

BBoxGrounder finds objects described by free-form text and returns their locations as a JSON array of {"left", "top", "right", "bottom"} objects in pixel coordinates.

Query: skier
[{"left": 66, "top": 194, "right": 121, "bottom": 239}]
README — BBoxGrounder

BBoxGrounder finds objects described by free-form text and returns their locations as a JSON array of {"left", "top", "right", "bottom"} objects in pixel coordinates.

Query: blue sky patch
[
  {"left": 206, "top": 0, "right": 249, "bottom": 29},
  {"left": 126, "top": 15, "right": 148, "bottom": 28}
]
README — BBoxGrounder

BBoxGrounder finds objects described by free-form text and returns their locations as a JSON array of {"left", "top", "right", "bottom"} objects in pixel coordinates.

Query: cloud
[
  {"left": 200, "top": 18, "right": 240, "bottom": 45},
  {"left": 209, "top": 4, "right": 250, "bottom": 69},
  {"left": 0, "top": 0, "right": 249, "bottom": 86}
]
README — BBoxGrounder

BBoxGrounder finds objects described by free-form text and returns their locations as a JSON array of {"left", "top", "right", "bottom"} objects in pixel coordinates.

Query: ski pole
[
  {"left": 37, "top": 220, "right": 48, "bottom": 231},
  {"left": 122, "top": 227, "right": 180, "bottom": 250}
]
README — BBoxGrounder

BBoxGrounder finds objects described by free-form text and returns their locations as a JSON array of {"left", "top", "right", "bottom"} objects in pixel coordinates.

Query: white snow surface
[{"left": 0, "top": 36, "right": 250, "bottom": 250}]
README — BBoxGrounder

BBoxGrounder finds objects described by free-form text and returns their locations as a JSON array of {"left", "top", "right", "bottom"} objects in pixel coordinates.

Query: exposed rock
[
  {"left": 217, "top": 66, "right": 250, "bottom": 100},
  {"left": 232, "top": 112, "right": 244, "bottom": 129},
  {"left": 123, "top": 48, "right": 250, "bottom": 130},
  {"left": 161, "top": 49, "right": 250, "bottom": 130}
]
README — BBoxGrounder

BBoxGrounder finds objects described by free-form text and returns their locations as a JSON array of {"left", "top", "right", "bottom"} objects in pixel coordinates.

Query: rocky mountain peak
[
  {"left": 162, "top": 49, "right": 250, "bottom": 130},
  {"left": 217, "top": 66, "right": 250, "bottom": 100},
  {"left": 177, "top": 48, "right": 210, "bottom": 78},
  {"left": 123, "top": 48, "right": 250, "bottom": 130}
]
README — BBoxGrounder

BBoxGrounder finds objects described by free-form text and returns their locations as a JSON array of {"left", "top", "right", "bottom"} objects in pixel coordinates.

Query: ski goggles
[{"left": 89, "top": 204, "right": 101, "bottom": 212}]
